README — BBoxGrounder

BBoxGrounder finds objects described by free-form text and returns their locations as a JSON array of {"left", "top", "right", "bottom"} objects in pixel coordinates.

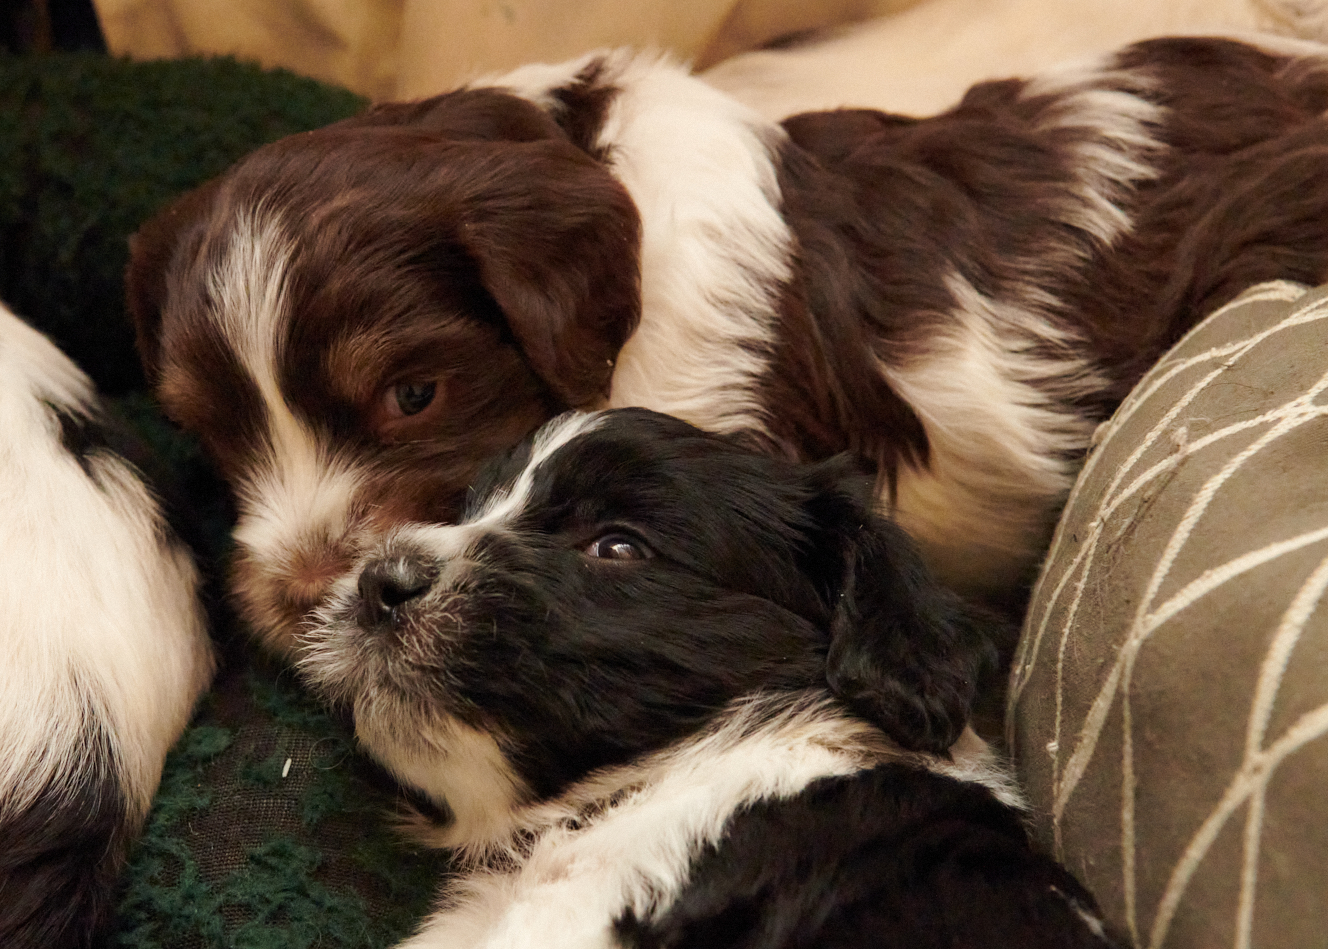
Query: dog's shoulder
[{"left": 617, "top": 762, "right": 1118, "bottom": 949}]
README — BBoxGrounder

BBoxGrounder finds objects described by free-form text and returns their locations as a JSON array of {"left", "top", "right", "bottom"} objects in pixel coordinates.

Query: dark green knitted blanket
[{"left": 1, "top": 52, "right": 453, "bottom": 948}]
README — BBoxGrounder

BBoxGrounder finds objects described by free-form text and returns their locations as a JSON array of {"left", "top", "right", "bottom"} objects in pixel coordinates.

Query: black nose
[{"left": 357, "top": 555, "right": 437, "bottom": 628}]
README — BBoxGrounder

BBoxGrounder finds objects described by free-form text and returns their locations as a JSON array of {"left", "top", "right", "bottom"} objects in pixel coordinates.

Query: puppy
[
  {"left": 299, "top": 407, "right": 1116, "bottom": 948},
  {"left": 127, "top": 36, "right": 1328, "bottom": 656},
  {"left": 0, "top": 304, "right": 215, "bottom": 948}
]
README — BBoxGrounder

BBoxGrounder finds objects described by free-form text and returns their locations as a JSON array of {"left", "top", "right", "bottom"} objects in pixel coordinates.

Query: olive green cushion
[{"left": 1009, "top": 280, "right": 1328, "bottom": 949}]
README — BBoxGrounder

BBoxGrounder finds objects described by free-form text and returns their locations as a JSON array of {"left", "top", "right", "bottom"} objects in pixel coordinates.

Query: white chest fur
[{"left": 398, "top": 697, "right": 1016, "bottom": 949}]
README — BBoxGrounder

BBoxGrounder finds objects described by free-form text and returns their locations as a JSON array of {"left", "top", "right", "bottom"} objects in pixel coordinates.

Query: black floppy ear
[
  {"left": 443, "top": 138, "right": 642, "bottom": 408},
  {"left": 806, "top": 465, "right": 997, "bottom": 754}
]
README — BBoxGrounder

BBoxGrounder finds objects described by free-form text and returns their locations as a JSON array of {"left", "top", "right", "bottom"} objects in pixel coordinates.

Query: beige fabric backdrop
[
  {"left": 93, "top": 0, "right": 1328, "bottom": 115},
  {"left": 91, "top": 0, "right": 915, "bottom": 101},
  {"left": 702, "top": 0, "right": 1328, "bottom": 119},
  {"left": 94, "top": 0, "right": 406, "bottom": 99}
]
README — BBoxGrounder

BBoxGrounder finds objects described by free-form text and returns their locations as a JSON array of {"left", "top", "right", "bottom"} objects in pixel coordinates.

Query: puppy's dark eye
[
  {"left": 389, "top": 380, "right": 437, "bottom": 417},
  {"left": 583, "top": 533, "right": 651, "bottom": 561},
  {"left": 369, "top": 377, "right": 447, "bottom": 443}
]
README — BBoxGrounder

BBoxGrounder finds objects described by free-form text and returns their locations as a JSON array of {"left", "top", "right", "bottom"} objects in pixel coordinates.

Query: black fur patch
[
  {"left": 549, "top": 58, "right": 620, "bottom": 163},
  {"left": 310, "top": 408, "right": 1112, "bottom": 947},
  {"left": 48, "top": 397, "right": 223, "bottom": 580},
  {"left": 616, "top": 763, "right": 1115, "bottom": 949},
  {"left": 50, "top": 402, "right": 114, "bottom": 485},
  {"left": 0, "top": 709, "right": 130, "bottom": 949}
]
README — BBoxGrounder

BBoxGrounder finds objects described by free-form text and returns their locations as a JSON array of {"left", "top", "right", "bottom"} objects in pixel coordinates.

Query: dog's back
[
  {"left": 619, "top": 757, "right": 1113, "bottom": 949},
  {"left": 0, "top": 304, "right": 214, "bottom": 948},
  {"left": 768, "top": 36, "right": 1328, "bottom": 597}
]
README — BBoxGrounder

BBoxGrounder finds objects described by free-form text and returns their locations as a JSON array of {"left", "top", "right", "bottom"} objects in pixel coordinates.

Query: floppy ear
[
  {"left": 444, "top": 138, "right": 642, "bottom": 408},
  {"left": 124, "top": 178, "right": 224, "bottom": 384},
  {"left": 330, "top": 87, "right": 571, "bottom": 145},
  {"left": 325, "top": 87, "right": 640, "bottom": 405},
  {"left": 805, "top": 465, "right": 998, "bottom": 754}
]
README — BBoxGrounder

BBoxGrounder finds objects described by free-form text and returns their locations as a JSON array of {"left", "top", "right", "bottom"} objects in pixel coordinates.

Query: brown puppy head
[{"left": 126, "top": 88, "right": 642, "bottom": 654}]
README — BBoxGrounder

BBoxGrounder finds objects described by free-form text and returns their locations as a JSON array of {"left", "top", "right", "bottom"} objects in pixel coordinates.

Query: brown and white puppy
[{"left": 129, "top": 35, "right": 1328, "bottom": 656}]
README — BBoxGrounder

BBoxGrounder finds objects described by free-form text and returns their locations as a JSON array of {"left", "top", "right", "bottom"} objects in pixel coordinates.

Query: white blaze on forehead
[
  {"left": 470, "top": 411, "right": 607, "bottom": 527},
  {"left": 305, "top": 416, "right": 611, "bottom": 859},
  {"left": 207, "top": 209, "right": 364, "bottom": 564},
  {"left": 380, "top": 411, "right": 609, "bottom": 570}
]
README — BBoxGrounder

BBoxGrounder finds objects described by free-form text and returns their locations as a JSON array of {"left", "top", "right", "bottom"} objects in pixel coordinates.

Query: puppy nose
[{"left": 357, "top": 555, "right": 436, "bottom": 627}]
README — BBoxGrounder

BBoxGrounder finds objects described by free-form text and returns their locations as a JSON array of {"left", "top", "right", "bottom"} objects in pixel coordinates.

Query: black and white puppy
[
  {"left": 0, "top": 303, "right": 215, "bottom": 949},
  {"left": 127, "top": 35, "right": 1328, "bottom": 657},
  {"left": 301, "top": 408, "right": 1116, "bottom": 948}
]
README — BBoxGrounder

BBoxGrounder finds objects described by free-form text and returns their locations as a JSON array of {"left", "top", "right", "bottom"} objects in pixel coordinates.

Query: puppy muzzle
[{"left": 356, "top": 552, "right": 439, "bottom": 629}]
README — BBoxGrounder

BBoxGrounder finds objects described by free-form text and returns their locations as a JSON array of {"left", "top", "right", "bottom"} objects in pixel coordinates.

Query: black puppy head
[{"left": 302, "top": 408, "right": 995, "bottom": 815}]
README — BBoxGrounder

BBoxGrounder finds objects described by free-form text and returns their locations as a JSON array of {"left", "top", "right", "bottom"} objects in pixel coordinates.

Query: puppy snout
[{"left": 357, "top": 554, "right": 437, "bottom": 628}]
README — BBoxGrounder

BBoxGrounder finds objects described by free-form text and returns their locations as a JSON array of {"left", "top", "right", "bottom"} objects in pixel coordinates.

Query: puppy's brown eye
[
  {"left": 390, "top": 380, "right": 437, "bottom": 417},
  {"left": 583, "top": 534, "right": 651, "bottom": 561},
  {"left": 370, "top": 377, "right": 447, "bottom": 442}
]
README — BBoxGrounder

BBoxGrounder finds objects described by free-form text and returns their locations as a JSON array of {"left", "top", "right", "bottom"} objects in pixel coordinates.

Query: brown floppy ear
[
  {"left": 124, "top": 178, "right": 224, "bottom": 384},
  {"left": 320, "top": 90, "right": 640, "bottom": 405},
  {"left": 443, "top": 138, "right": 642, "bottom": 408},
  {"left": 331, "top": 87, "right": 571, "bottom": 145},
  {"left": 803, "top": 464, "right": 998, "bottom": 754}
]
